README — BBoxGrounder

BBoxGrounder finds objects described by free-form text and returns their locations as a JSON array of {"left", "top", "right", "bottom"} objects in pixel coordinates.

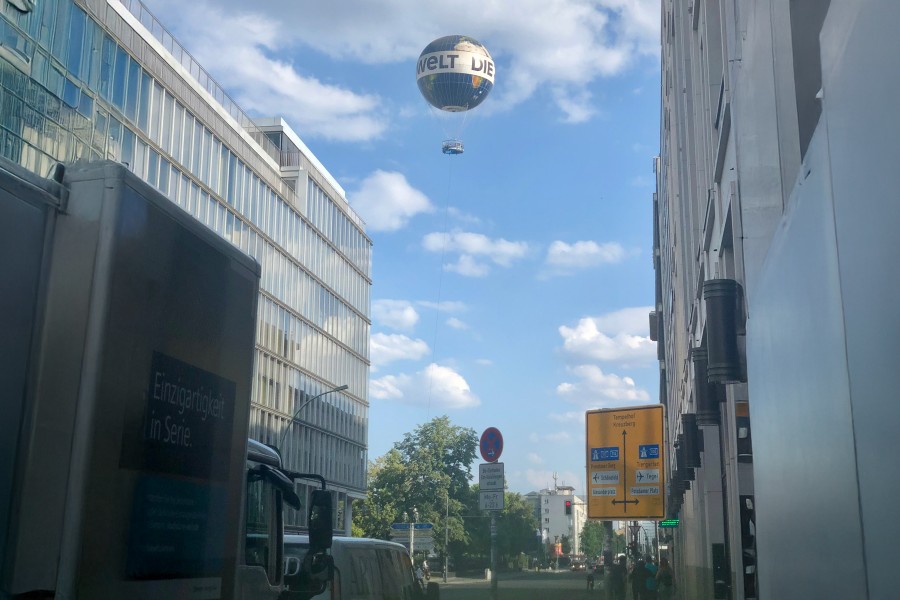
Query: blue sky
[{"left": 143, "top": 0, "right": 662, "bottom": 495}]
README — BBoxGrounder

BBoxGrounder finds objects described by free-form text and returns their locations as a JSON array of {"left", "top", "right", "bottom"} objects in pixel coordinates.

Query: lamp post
[
  {"left": 278, "top": 384, "right": 348, "bottom": 451},
  {"left": 444, "top": 492, "right": 449, "bottom": 583},
  {"left": 411, "top": 507, "right": 419, "bottom": 558}
]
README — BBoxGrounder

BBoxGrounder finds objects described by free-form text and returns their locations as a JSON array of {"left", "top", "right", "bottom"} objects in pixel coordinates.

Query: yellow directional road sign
[{"left": 585, "top": 405, "right": 665, "bottom": 519}]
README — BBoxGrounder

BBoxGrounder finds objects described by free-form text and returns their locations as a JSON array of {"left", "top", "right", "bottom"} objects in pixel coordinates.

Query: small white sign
[
  {"left": 592, "top": 487, "right": 618, "bottom": 497},
  {"left": 634, "top": 469, "right": 660, "bottom": 483},
  {"left": 591, "top": 470, "right": 620, "bottom": 484},
  {"left": 479, "top": 462, "right": 505, "bottom": 491},
  {"left": 629, "top": 486, "right": 661, "bottom": 496},
  {"left": 479, "top": 490, "right": 504, "bottom": 511}
]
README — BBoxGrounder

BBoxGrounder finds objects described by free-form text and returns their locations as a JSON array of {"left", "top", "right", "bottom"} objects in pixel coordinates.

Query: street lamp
[{"left": 278, "top": 384, "right": 349, "bottom": 450}]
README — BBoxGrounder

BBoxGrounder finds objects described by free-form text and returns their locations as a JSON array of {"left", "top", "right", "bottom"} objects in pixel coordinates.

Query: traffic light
[{"left": 565, "top": 500, "right": 572, "bottom": 515}]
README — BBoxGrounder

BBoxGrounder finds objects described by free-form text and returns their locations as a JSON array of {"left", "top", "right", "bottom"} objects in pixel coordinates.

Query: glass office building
[{"left": 0, "top": 0, "right": 371, "bottom": 531}]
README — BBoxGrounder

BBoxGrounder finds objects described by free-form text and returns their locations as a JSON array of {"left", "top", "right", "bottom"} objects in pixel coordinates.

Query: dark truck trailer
[{"left": 1, "top": 160, "right": 330, "bottom": 599}]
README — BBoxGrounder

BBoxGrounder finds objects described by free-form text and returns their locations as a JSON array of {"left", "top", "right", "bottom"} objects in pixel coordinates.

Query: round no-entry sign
[{"left": 480, "top": 427, "right": 503, "bottom": 463}]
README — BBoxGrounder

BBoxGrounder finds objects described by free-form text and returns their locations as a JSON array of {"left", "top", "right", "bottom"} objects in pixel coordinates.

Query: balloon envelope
[{"left": 416, "top": 35, "right": 494, "bottom": 112}]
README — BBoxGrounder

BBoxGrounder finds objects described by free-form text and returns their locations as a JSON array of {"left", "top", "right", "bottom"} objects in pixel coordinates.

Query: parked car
[{"left": 284, "top": 535, "right": 439, "bottom": 599}]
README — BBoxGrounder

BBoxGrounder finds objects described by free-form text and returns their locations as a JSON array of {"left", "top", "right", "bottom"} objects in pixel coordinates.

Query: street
[{"left": 439, "top": 569, "right": 603, "bottom": 600}]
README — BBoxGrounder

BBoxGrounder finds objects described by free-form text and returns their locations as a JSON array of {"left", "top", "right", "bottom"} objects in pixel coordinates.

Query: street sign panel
[
  {"left": 479, "top": 427, "right": 503, "bottom": 462},
  {"left": 585, "top": 405, "right": 665, "bottom": 519},
  {"left": 404, "top": 537, "right": 435, "bottom": 551},
  {"left": 479, "top": 490, "right": 504, "bottom": 511},
  {"left": 659, "top": 519, "right": 679, "bottom": 528},
  {"left": 414, "top": 522, "right": 433, "bottom": 530},
  {"left": 390, "top": 523, "right": 411, "bottom": 531},
  {"left": 479, "top": 462, "right": 505, "bottom": 490},
  {"left": 392, "top": 536, "right": 435, "bottom": 551}
]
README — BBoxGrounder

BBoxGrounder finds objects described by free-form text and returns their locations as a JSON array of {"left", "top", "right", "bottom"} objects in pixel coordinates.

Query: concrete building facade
[
  {"left": 655, "top": 0, "right": 900, "bottom": 598},
  {"left": 525, "top": 484, "right": 587, "bottom": 557},
  {"left": 0, "top": 0, "right": 371, "bottom": 533}
]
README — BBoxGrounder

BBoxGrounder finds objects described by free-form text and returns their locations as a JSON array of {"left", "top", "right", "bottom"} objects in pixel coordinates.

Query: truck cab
[{"left": 240, "top": 440, "right": 332, "bottom": 600}]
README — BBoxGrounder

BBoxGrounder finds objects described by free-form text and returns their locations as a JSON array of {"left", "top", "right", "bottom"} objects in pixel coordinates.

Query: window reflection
[{"left": 0, "top": 1, "right": 371, "bottom": 499}]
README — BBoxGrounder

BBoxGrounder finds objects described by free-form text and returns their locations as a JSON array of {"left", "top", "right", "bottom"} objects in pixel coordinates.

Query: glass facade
[{"left": 0, "top": 0, "right": 371, "bottom": 526}]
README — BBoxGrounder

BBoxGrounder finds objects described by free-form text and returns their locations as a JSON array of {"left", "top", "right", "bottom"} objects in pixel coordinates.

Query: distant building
[
  {"left": 524, "top": 484, "right": 587, "bottom": 556},
  {"left": 0, "top": 0, "right": 371, "bottom": 533}
]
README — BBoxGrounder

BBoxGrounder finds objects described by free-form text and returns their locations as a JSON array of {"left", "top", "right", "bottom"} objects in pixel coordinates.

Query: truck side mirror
[{"left": 308, "top": 489, "right": 333, "bottom": 552}]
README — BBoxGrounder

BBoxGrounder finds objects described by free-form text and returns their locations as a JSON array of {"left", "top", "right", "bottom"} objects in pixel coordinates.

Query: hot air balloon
[{"left": 416, "top": 35, "right": 495, "bottom": 154}]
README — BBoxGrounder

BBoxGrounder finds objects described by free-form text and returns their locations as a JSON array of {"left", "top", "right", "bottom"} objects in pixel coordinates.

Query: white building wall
[
  {"left": 534, "top": 488, "right": 586, "bottom": 555},
  {"left": 660, "top": 1, "right": 900, "bottom": 598}
]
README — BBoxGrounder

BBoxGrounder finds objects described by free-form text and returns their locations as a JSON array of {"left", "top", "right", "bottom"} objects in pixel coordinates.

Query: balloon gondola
[{"left": 441, "top": 140, "right": 464, "bottom": 155}]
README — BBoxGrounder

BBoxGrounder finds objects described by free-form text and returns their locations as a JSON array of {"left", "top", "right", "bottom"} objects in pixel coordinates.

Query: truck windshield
[{"left": 245, "top": 476, "right": 274, "bottom": 574}]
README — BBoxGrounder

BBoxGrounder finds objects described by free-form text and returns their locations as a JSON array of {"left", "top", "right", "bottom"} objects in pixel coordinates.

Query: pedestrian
[
  {"left": 587, "top": 571, "right": 595, "bottom": 591},
  {"left": 655, "top": 558, "right": 675, "bottom": 600},
  {"left": 643, "top": 556, "right": 658, "bottom": 599},
  {"left": 608, "top": 555, "right": 628, "bottom": 600},
  {"left": 630, "top": 558, "right": 647, "bottom": 600},
  {"left": 415, "top": 562, "right": 425, "bottom": 587}
]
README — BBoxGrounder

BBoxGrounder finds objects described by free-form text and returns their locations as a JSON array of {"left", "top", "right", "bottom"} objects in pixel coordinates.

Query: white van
[{"left": 284, "top": 535, "right": 439, "bottom": 600}]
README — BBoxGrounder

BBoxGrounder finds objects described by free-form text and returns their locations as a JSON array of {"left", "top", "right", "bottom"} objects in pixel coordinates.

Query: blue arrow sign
[
  {"left": 414, "top": 523, "right": 433, "bottom": 530},
  {"left": 391, "top": 523, "right": 411, "bottom": 530}
]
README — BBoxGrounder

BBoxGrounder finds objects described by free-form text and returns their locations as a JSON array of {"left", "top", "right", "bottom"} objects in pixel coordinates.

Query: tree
[
  {"left": 352, "top": 449, "right": 406, "bottom": 540},
  {"left": 495, "top": 492, "right": 541, "bottom": 562},
  {"left": 461, "top": 488, "right": 540, "bottom": 564},
  {"left": 581, "top": 520, "right": 605, "bottom": 558},
  {"left": 352, "top": 416, "right": 478, "bottom": 560},
  {"left": 560, "top": 534, "right": 572, "bottom": 555}
]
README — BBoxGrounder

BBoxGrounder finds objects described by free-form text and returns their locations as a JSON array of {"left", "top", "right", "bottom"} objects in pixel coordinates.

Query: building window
[{"left": 789, "top": 0, "right": 832, "bottom": 159}]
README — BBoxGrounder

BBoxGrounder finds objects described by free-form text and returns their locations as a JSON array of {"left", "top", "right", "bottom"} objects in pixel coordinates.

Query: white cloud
[
  {"left": 141, "top": 0, "right": 388, "bottom": 142},
  {"left": 559, "top": 306, "right": 656, "bottom": 366},
  {"left": 417, "top": 300, "right": 467, "bottom": 313},
  {"left": 523, "top": 469, "right": 583, "bottom": 493},
  {"left": 556, "top": 364, "right": 651, "bottom": 407},
  {"left": 528, "top": 431, "right": 573, "bottom": 443},
  {"left": 445, "top": 255, "right": 491, "bottom": 278},
  {"left": 370, "top": 363, "right": 480, "bottom": 408},
  {"left": 143, "top": 0, "right": 660, "bottom": 135},
  {"left": 372, "top": 299, "right": 420, "bottom": 330},
  {"left": 370, "top": 333, "right": 430, "bottom": 369},
  {"left": 549, "top": 411, "right": 587, "bottom": 424},
  {"left": 423, "top": 231, "right": 529, "bottom": 277},
  {"left": 544, "top": 240, "right": 628, "bottom": 275},
  {"left": 476, "top": 358, "right": 493, "bottom": 366},
  {"left": 527, "top": 453, "right": 545, "bottom": 465},
  {"left": 349, "top": 171, "right": 433, "bottom": 232},
  {"left": 446, "top": 317, "right": 469, "bottom": 330},
  {"left": 552, "top": 88, "right": 596, "bottom": 124},
  {"left": 447, "top": 207, "right": 482, "bottom": 225}
]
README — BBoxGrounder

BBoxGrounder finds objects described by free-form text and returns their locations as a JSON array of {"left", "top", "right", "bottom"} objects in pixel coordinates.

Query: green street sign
[{"left": 659, "top": 519, "right": 679, "bottom": 528}]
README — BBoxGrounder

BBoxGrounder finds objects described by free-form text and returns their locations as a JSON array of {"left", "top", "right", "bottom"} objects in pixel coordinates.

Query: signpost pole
[
  {"left": 410, "top": 513, "right": 416, "bottom": 558},
  {"left": 655, "top": 520, "right": 660, "bottom": 564},
  {"left": 490, "top": 513, "right": 498, "bottom": 600},
  {"left": 444, "top": 493, "right": 449, "bottom": 583}
]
